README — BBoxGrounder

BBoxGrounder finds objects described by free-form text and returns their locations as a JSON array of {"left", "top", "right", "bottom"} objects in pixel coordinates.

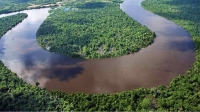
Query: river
[{"left": 0, "top": 0, "right": 195, "bottom": 94}]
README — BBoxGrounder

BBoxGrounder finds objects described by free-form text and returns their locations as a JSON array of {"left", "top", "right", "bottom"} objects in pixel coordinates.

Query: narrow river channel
[{"left": 0, "top": 0, "right": 195, "bottom": 94}]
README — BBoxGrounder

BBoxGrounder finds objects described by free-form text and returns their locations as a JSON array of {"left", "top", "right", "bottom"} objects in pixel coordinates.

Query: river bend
[{"left": 0, "top": 0, "right": 195, "bottom": 94}]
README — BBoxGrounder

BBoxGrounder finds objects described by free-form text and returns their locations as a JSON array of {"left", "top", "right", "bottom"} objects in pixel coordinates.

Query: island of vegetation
[
  {"left": 0, "top": 0, "right": 62, "bottom": 14},
  {"left": 0, "top": 13, "right": 28, "bottom": 37},
  {"left": 36, "top": 0, "right": 155, "bottom": 59},
  {"left": 1, "top": 0, "right": 200, "bottom": 111}
]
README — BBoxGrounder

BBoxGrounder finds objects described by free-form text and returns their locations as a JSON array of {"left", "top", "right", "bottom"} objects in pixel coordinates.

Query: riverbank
[
  {"left": 141, "top": 0, "right": 200, "bottom": 110},
  {"left": 0, "top": 0, "right": 194, "bottom": 94},
  {"left": 0, "top": 0, "right": 199, "bottom": 111}
]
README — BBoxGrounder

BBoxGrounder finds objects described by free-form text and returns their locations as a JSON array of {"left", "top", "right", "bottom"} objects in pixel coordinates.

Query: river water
[{"left": 0, "top": 0, "right": 195, "bottom": 94}]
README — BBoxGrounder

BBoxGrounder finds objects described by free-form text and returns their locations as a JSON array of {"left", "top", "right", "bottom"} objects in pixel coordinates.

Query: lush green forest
[
  {"left": 0, "top": 0, "right": 61, "bottom": 14},
  {"left": 1, "top": 0, "right": 200, "bottom": 111},
  {"left": 36, "top": 1, "right": 155, "bottom": 59},
  {"left": 0, "top": 13, "right": 28, "bottom": 37}
]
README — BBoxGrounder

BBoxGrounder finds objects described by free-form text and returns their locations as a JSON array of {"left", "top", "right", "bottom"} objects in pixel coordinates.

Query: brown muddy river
[{"left": 0, "top": 0, "right": 195, "bottom": 94}]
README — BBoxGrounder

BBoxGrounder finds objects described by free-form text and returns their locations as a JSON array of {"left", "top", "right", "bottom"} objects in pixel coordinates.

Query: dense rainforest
[
  {"left": 0, "top": 0, "right": 61, "bottom": 14},
  {"left": 36, "top": 0, "right": 155, "bottom": 59},
  {"left": 0, "top": 13, "right": 28, "bottom": 37},
  {"left": 1, "top": 0, "right": 200, "bottom": 111}
]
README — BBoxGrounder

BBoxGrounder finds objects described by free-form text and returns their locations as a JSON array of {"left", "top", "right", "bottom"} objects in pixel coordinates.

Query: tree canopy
[
  {"left": 1, "top": 0, "right": 200, "bottom": 111},
  {"left": 36, "top": 0, "right": 155, "bottom": 59}
]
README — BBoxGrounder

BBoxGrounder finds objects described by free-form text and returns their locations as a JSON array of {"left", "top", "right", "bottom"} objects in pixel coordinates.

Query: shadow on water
[
  {"left": 0, "top": 48, "right": 4, "bottom": 54},
  {"left": 0, "top": 8, "right": 85, "bottom": 85},
  {"left": 45, "top": 66, "right": 84, "bottom": 81},
  {"left": 0, "top": 0, "right": 196, "bottom": 94},
  {"left": 21, "top": 50, "right": 85, "bottom": 82},
  {"left": 167, "top": 39, "right": 195, "bottom": 52},
  {"left": 0, "top": 40, "right": 5, "bottom": 54}
]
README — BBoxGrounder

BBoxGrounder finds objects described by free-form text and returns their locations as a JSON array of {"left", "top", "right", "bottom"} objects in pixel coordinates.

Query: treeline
[
  {"left": 0, "top": 0, "right": 61, "bottom": 14},
  {"left": 49, "top": 73, "right": 200, "bottom": 111},
  {"left": 0, "top": 13, "right": 28, "bottom": 37},
  {"left": 36, "top": 1, "right": 155, "bottom": 59}
]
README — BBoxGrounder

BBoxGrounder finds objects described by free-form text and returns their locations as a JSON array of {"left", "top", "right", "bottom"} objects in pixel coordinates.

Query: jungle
[
  {"left": 0, "top": 0, "right": 200, "bottom": 111},
  {"left": 36, "top": 0, "right": 155, "bottom": 59}
]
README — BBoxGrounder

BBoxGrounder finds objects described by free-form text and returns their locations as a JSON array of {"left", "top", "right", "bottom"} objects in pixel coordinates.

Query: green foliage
[
  {"left": 36, "top": 1, "right": 155, "bottom": 59},
  {"left": 49, "top": 89, "right": 151, "bottom": 111},
  {"left": 0, "top": 0, "right": 61, "bottom": 14},
  {"left": 2, "top": 0, "right": 200, "bottom": 111},
  {"left": 139, "top": 98, "right": 151, "bottom": 109},
  {"left": 0, "top": 13, "right": 28, "bottom": 37}
]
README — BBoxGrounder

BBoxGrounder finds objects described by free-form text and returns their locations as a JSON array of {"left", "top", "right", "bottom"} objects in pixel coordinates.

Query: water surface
[{"left": 0, "top": 0, "right": 195, "bottom": 94}]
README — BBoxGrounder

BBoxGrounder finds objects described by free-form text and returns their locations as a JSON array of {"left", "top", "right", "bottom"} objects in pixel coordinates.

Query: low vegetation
[{"left": 36, "top": 0, "right": 155, "bottom": 59}]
